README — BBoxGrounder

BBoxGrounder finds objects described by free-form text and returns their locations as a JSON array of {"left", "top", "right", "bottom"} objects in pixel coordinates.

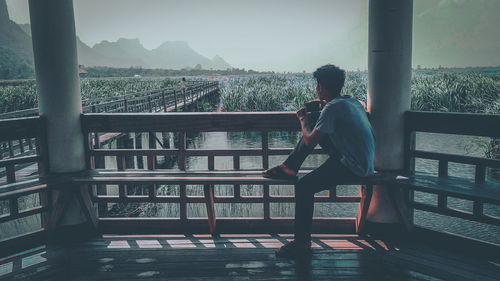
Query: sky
[{"left": 6, "top": 0, "right": 500, "bottom": 72}]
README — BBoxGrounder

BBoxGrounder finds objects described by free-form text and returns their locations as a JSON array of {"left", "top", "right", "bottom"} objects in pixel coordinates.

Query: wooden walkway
[{"left": 1, "top": 234, "right": 499, "bottom": 281}]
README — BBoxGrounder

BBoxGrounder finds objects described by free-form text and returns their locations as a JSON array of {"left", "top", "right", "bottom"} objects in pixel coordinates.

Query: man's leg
[
  {"left": 280, "top": 111, "right": 322, "bottom": 173},
  {"left": 276, "top": 157, "right": 357, "bottom": 258},
  {"left": 294, "top": 158, "right": 355, "bottom": 244}
]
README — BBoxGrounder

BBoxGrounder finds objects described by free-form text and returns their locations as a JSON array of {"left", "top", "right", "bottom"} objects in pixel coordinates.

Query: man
[{"left": 263, "top": 64, "right": 375, "bottom": 258}]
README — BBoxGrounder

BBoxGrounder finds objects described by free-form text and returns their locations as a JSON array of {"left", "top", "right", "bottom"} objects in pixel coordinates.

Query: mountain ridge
[{"left": 1, "top": 0, "right": 232, "bottom": 76}]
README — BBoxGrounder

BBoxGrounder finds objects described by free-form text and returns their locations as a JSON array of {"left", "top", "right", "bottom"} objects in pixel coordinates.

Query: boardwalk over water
[
  {"left": 0, "top": 81, "right": 219, "bottom": 183},
  {"left": 1, "top": 233, "right": 499, "bottom": 281}
]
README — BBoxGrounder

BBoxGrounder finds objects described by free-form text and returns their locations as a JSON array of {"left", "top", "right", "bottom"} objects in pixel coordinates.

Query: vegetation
[
  {"left": 220, "top": 72, "right": 500, "bottom": 114},
  {"left": 0, "top": 46, "right": 34, "bottom": 80},
  {"left": 0, "top": 71, "right": 499, "bottom": 115},
  {"left": 410, "top": 73, "right": 500, "bottom": 114},
  {"left": 0, "top": 77, "right": 176, "bottom": 113},
  {"left": 79, "top": 66, "right": 272, "bottom": 78}
]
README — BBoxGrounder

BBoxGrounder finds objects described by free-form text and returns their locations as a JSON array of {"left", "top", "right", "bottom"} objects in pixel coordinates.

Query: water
[{"left": 1, "top": 131, "right": 498, "bottom": 244}]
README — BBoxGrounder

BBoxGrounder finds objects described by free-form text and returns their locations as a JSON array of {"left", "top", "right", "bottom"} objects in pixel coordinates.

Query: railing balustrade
[
  {"left": 82, "top": 112, "right": 352, "bottom": 233},
  {"left": 0, "top": 81, "right": 218, "bottom": 119},
  {"left": 1, "top": 110, "right": 499, "bottom": 254}
]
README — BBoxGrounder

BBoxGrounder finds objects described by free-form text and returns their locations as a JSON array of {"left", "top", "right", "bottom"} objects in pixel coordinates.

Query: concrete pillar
[
  {"left": 367, "top": 0, "right": 413, "bottom": 222},
  {"left": 29, "top": 0, "right": 86, "bottom": 225}
]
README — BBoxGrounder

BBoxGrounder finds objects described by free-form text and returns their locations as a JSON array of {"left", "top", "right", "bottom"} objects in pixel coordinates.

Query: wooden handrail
[
  {"left": 1, "top": 110, "right": 499, "bottom": 250},
  {"left": 0, "top": 81, "right": 218, "bottom": 119}
]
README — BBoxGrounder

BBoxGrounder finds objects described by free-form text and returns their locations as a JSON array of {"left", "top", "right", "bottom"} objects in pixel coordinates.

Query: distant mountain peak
[
  {"left": 157, "top": 40, "right": 190, "bottom": 49},
  {"left": 0, "top": 0, "right": 9, "bottom": 24}
]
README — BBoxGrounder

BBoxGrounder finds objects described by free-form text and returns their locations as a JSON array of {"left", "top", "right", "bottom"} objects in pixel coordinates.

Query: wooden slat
[
  {"left": 438, "top": 160, "right": 448, "bottom": 177},
  {"left": 394, "top": 172, "right": 500, "bottom": 205},
  {"left": 204, "top": 184, "right": 216, "bottom": 233},
  {"left": 93, "top": 195, "right": 360, "bottom": 203},
  {"left": 405, "top": 111, "right": 500, "bottom": 138},
  {"left": 263, "top": 184, "right": 270, "bottom": 221},
  {"left": 98, "top": 217, "right": 356, "bottom": 234},
  {"left": 82, "top": 112, "right": 301, "bottom": 133},
  {"left": 6, "top": 164, "right": 15, "bottom": 183},
  {"left": 472, "top": 201, "right": 483, "bottom": 217},
  {"left": 91, "top": 147, "right": 322, "bottom": 157},
  {"left": 180, "top": 184, "right": 187, "bottom": 221},
  {"left": 0, "top": 205, "right": 47, "bottom": 223},
  {"left": 475, "top": 165, "right": 486, "bottom": 184},
  {"left": 411, "top": 150, "right": 500, "bottom": 168},
  {"left": 0, "top": 229, "right": 46, "bottom": 258},
  {"left": 0, "top": 108, "right": 39, "bottom": 120},
  {"left": 0, "top": 181, "right": 47, "bottom": 200},
  {"left": 178, "top": 132, "right": 186, "bottom": 171},
  {"left": 233, "top": 155, "right": 240, "bottom": 170},
  {"left": 411, "top": 201, "right": 499, "bottom": 225},
  {"left": 0, "top": 155, "right": 41, "bottom": 167},
  {"left": 261, "top": 131, "right": 269, "bottom": 169},
  {"left": 9, "top": 197, "right": 19, "bottom": 216}
]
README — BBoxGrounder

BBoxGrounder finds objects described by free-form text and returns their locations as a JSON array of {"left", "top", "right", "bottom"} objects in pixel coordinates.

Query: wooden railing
[
  {"left": 82, "top": 113, "right": 353, "bottom": 234},
  {"left": 0, "top": 117, "right": 49, "bottom": 254},
  {"left": 1, "top": 111, "right": 499, "bottom": 254},
  {"left": 0, "top": 81, "right": 219, "bottom": 166},
  {"left": 0, "top": 81, "right": 219, "bottom": 119},
  {"left": 404, "top": 111, "right": 500, "bottom": 226}
]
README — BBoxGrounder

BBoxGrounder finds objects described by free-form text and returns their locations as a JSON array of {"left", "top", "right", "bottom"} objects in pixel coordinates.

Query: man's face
[{"left": 316, "top": 82, "right": 327, "bottom": 101}]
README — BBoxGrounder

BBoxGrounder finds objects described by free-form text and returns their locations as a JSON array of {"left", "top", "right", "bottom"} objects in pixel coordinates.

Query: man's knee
[{"left": 295, "top": 177, "right": 313, "bottom": 195}]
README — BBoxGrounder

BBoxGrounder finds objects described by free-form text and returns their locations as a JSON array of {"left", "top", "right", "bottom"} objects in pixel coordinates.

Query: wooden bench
[
  {"left": 360, "top": 112, "right": 500, "bottom": 229},
  {"left": 71, "top": 169, "right": 398, "bottom": 234}
]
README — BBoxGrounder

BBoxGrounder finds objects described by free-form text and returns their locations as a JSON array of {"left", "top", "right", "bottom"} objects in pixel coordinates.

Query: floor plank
[{"left": 1, "top": 234, "right": 498, "bottom": 281}]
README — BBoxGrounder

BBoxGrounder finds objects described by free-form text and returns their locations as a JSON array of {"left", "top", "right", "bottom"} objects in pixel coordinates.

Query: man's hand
[
  {"left": 296, "top": 107, "right": 307, "bottom": 122},
  {"left": 304, "top": 99, "right": 326, "bottom": 112}
]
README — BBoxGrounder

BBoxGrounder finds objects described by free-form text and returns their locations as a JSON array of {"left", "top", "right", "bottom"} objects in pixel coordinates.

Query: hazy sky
[{"left": 6, "top": 0, "right": 500, "bottom": 71}]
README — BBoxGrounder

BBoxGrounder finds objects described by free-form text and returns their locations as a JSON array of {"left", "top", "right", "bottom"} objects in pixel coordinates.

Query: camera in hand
[{"left": 305, "top": 102, "right": 321, "bottom": 112}]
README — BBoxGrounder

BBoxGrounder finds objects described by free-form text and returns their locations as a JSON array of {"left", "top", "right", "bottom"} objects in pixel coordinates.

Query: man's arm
[{"left": 296, "top": 107, "right": 325, "bottom": 149}]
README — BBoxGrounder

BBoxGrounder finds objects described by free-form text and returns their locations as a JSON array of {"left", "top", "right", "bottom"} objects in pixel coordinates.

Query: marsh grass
[
  {"left": 220, "top": 72, "right": 499, "bottom": 114},
  {"left": 0, "top": 77, "right": 174, "bottom": 113}
]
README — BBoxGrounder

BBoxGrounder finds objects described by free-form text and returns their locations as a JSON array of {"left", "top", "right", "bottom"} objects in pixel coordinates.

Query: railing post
[
  {"left": 148, "top": 132, "right": 157, "bottom": 199},
  {"left": 261, "top": 131, "right": 269, "bottom": 170},
  {"left": 233, "top": 156, "right": 241, "bottom": 199},
  {"left": 174, "top": 90, "right": 178, "bottom": 112},
  {"left": 205, "top": 155, "right": 216, "bottom": 233},
  {"left": 162, "top": 92, "right": 167, "bottom": 112},
  {"left": 178, "top": 132, "right": 187, "bottom": 221},
  {"left": 135, "top": 132, "right": 144, "bottom": 169},
  {"left": 183, "top": 89, "right": 187, "bottom": 111}
]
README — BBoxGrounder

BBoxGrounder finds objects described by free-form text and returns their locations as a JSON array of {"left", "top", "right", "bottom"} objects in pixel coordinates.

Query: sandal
[
  {"left": 275, "top": 240, "right": 312, "bottom": 259},
  {"left": 262, "top": 165, "right": 298, "bottom": 181}
]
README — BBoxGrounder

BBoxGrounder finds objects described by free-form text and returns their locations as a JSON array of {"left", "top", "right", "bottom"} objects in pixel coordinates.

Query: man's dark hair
[{"left": 313, "top": 64, "right": 345, "bottom": 97}]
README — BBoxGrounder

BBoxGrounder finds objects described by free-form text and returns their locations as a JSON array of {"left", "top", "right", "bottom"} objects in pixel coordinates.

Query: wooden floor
[{"left": 1, "top": 234, "right": 499, "bottom": 281}]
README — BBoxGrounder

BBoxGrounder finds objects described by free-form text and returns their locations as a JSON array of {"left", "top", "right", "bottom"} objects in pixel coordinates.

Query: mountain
[
  {"left": 0, "top": 0, "right": 34, "bottom": 79},
  {"left": 211, "top": 55, "right": 232, "bottom": 70},
  {"left": 1, "top": 0, "right": 232, "bottom": 76},
  {"left": 89, "top": 39, "right": 232, "bottom": 70},
  {"left": 92, "top": 38, "right": 149, "bottom": 68}
]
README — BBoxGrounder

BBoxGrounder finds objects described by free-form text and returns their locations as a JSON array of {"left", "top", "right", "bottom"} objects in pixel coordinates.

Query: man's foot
[
  {"left": 262, "top": 164, "right": 297, "bottom": 181},
  {"left": 275, "top": 240, "right": 312, "bottom": 259}
]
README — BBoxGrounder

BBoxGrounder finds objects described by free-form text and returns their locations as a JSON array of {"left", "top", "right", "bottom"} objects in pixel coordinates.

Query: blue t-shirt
[{"left": 314, "top": 96, "right": 375, "bottom": 177}]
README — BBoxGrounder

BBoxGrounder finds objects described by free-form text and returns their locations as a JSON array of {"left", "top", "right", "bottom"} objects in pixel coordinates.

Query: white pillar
[
  {"left": 367, "top": 0, "right": 413, "bottom": 223},
  {"left": 29, "top": 0, "right": 86, "bottom": 225}
]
